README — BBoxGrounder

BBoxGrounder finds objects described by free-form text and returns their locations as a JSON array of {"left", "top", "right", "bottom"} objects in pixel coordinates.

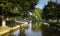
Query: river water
[{"left": 4, "top": 21, "right": 60, "bottom": 36}]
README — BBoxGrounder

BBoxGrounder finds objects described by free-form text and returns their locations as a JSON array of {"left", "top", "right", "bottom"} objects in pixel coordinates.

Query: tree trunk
[
  {"left": 2, "top": 16, "right": 6, "bottom": 27},
  {"left": 2, "top": 19, "right": 6, "bottom": 27},
  {"left": 57, "top": 18, "right": 59, "bottom": 24}
]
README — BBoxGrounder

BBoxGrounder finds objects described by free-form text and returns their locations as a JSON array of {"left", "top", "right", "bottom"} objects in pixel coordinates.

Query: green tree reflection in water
[
  {"left": 32, "top": 21, "right": 43, "bottom": 32},
  {"left": 19, "top": 27, "right": 26, "bottom": 36},
  {"left": 41, "top": 23, "right": 60, "bottom": 36}
]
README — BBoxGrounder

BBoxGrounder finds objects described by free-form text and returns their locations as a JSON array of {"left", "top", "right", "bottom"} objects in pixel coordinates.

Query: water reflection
[
  {"left": 19, "top": 28, "right": 26, "bottom": 36},
  {"left": 32, "top": 21, "right": 42, "bottom": 32},
  {"left": 4, "top": 21, "right": 60, "bottom": 36},
  {"left": 25, "top": 21, "right": 42, "bottom": 36},
  {"left": 41, "top": 23, "right": 60, "bottom": 36}
]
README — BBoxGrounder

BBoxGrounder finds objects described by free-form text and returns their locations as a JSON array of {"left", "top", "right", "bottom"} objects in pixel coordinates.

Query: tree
[
  {"left": 17, "top": 0, "right": 39, "bottom": 17},
  {"left": 42, "top": 1, "right": 57, "bottom": 21},
  {"left": 0, "top": 0, "right": 39, "bottom": 27},
  {"left": 32, "top": 8, "right": 42, "bottom": 20},
  {"left": 42, "top": 1, "right": 60, "bottom": 23}
]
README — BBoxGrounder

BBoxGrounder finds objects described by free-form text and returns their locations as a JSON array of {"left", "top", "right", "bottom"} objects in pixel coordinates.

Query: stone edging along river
[{"left": 0, "top": 22, "right": 28, "bottom": 36}]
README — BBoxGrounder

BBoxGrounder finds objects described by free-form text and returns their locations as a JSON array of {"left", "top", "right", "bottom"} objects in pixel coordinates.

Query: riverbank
[{"left": 0, "top": 22, "right": 28, "bottom": 36}]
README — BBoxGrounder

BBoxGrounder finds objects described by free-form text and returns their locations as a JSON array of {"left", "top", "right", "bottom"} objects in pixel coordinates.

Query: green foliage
[
  {"left": 32, "top": 8, "right": 42, "bottom": 20},
  {"left": 0, "top": 0, "right": 39, "bottom": 18},
  {"left": 42, "top": 1, "right": 60, "bottom": 21}
]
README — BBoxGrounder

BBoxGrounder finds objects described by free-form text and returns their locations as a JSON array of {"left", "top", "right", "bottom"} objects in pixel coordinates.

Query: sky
[
  {"left": 35, "top": 0, "right": 48, "bottom": 9},
  {"left": 35, "top": 0, "right": 60, "bottom": 9}
]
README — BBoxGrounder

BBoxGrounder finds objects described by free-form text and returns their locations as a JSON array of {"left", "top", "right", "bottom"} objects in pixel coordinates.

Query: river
[{"left": 4, "top": 21, "right": 60, "bottom": 36}]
